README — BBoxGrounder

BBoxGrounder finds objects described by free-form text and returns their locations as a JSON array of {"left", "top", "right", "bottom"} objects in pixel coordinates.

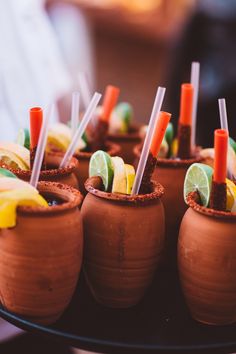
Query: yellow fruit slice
[
  {"left": 124, "top": 164, "right": 135, "bottom": 194},
  {"left": 47, "top": 132, "right": 70, "bottom": 152},
  {"left": 0, "top": 142, "right": 30, "bottom": 169},
  {"left": 111, "top": 157, "right": 127, "bottom": 194},
  {"left": 226, "top": 178, "right": 236, "bottom": 212},
  {"left": 0, "top": 149, "right": 29, "bottom": 170},
  {"left": 171, "top": 138, "right": 178, "bottom": 157},
  {"left": 0, "top": 177, "right": 37, "bottom": 192},
  {"left": 0, "top": 188, "right": 48, "bottom": 228}
]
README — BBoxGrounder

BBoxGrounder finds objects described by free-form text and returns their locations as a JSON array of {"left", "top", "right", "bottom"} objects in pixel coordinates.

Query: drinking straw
[
  {"left": 150, "top": 111, "right": 171, "bottom": 157},
  {"left": 131, "top": 86, "right": 166, "bottom": 196},
  {"left": 101, "top": 85, "right": 120, "bottom": 122},
  {"left": 30, "top": 105, "right": 54, "bottom": 188},
  {"left": 30, "top": 107, "right": 43, "bottom": 150},
  {"left": 213, "top": 129, "right": 228, "bottom": 184},
  {"left": 218, "top": 98, "right": 233, "bottom": 180},
  {"left": 78, "top": 72, "right": 92, "bottom": 109},
  {"left": 71, "top": 91, "right": 80, "bottom": 137},
  {"left": 179, "top": 83, "right": 194, "bottom": 125},
  {"left": 60, "top": 92, "right": 102, "bottom": 168},
  {"left": 190, "top": 62, "right": 200, "bottom": 148}
]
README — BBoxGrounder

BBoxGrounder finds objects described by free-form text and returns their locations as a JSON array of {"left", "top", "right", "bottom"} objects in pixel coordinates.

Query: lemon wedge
[
  {"left": 111, "top": 157, "right": 127, "bottom": 194},
  {"left": 0, "top": 188, "right": 48, "bottom": 228},
  {"left": 0, "top": 142, "right": 30, "bottom": 169},
  {"left": 0, "top": 177, "right": 37, "bottom": 192},
  {"left": 124, "top": 164, "right": 135, "bottom": 194},
  {"left": 226, "top": 179, "right": 236, "bottom": 212}
]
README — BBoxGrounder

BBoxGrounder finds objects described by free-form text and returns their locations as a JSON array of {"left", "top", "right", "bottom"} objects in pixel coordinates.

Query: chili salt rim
[
  {"left": 186, "top": 191, "right": 236, "bottom": 220},
  {"left": 74, "top": 142, "right": 120, "bottom": 160},
  {"left": 85, "top": 176, "right": 164, "bottom": 204},
  {"left": 18, "top": 181, "right": 83, "bottom": 215}
]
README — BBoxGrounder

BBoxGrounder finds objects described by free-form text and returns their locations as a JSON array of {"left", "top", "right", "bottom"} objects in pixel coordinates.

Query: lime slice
[
  {"left": 0, "top": 142, "right": 30, "bottom": 169},
  {"left": 0, "top": 168, "right": 17, "bottom": 178},
  {"left": 0, "top": 177, "right": 37, "bottom": 192},
  {"left": 0, "top": 188, "right": 48, "bottom": 228},
  {"left": 111, "top": 156, "right": 127, "bottom": 194},
  {"left": 158, "top": 137, "right": 169, "bottom": 158},
  {"left": 165, "top": 122, "right": 174, "bottom": 146},
  {"left": 229, "top": 137, "right": 236, "bottom": 153},
  {"left": 184, "top": 163, "right": 213, "bottom": 206},
  {"left": 16, "top": 128, "right": 30, "bottom": 150},
  {"left": 124, "top": 164, "right": 135, "bottom": 194},
  {"left": 89, "top": 150, "right": 114, "bottom": 191}
]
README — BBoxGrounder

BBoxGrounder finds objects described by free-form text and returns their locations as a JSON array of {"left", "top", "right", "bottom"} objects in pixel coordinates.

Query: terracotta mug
[
  {"left": 11, "top": 153, "right": 79, "bottom": 190},
  {"left": 74, "top": 142, "right": 120, "bottom": 195},
  {"left": 133, "top": 144, "right": 202, "bottom": 268},
  {"left": 0, "top": 181, "right": 83, "bottom": 325},
  {"left": 178, "top": 192, "right": 236, "bottom": 325},
  {"left": 108, "top": 124, "right": 142, "bottom": 164},
  {"left": 81, "top": 176, "right": 165, "bottom": 308}
]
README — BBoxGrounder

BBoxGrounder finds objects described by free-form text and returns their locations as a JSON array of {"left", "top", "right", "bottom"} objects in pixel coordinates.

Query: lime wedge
[
  {"left": 229, "top": 137, "right": 236, "bottom": 153},
  {"left": 0, "top": 168, "right": 17, "bottom": 178},
  {"left": 184, "top": 163, "right": 213, "bottom": 206},
  {"left": 165, "top": 122, "right": 174, "bottom": 146},
  {"left": 16, "top": 128, "right": 30, "bottom": 150},
  {"left": 124, "top": 164, "right": 135, "bottom": 194},
  {"left": 111, "top": 156, "right": 127, "bottom": 194},
  {"left": 0, "top": 188, "right": 48, "bottom": 228},
  {"left": 89, "top": 150, "right": 114, "bottom": 191}
]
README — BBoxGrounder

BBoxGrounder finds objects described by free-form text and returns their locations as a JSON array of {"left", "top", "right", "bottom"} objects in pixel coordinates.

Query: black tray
[{"left": 0, "top": 270, "right": 236, "bottom": 354}]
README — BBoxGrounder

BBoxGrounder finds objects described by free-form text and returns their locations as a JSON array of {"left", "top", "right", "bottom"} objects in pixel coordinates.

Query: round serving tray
[{"left": 0, "top": 271, "right": 236, "bottom": 354}]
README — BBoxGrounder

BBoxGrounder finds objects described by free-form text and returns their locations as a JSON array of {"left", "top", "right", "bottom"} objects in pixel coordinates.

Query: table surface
[{"left": 0, "top": 271, "right": 236, "bottom": 354}]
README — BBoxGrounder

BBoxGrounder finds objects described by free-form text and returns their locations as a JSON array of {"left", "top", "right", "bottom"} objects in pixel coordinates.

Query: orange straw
[
  {"left": 179, "top": 83, "right": 194, "bottom": 126},
  {"left": 150, "top": 111, "right": 171, "bottom": 156},
  {"left": 101, "top": 85, "right": 120, "bottom": 122},
  {"left": 30, "top": 107, "right": 43, "bottom": 149},
  {"left": 213, "top": 129, "right": 228, "bottom": 184}
]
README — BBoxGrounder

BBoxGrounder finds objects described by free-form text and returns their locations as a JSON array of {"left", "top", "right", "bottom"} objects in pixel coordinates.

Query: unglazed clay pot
[
  {"left": 178, "top": 192, "right": 236, "bottom": 325},
  {"left": 108, "top": 124, "right": 142, "bottom": 164},
  {"left": 12, "top": 153, "right": 79, "bottom": 189},
  {"left": 0, "top": 181, "right": 83, "bottom": 325},
  {"left": 133, "top": 144, "right": 202, "bottom": 268},
  {"left": 81, "top": 176, "right": 165, "bottom": 308},
  {"left": 74, "top": 142, "right": 120, "bottom": 195}
]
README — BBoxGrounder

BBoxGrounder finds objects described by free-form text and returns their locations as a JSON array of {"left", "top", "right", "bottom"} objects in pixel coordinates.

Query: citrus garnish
[
  {"left": 111, "top": 156, "right": 127, "bottom": 194},
  {"left": 89, "top": 150, "right": 114, "bottom": 191},
  {"left": 124, "top": 164, "right": 135, "bottom": 194},
  {"left": 184, "top": 163, "right": 213, "bottom": 207}
]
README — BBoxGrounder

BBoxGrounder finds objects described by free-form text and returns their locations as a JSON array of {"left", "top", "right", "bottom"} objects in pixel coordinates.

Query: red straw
[
  {"left": 213, "top": 129, "right": 228, "bottom": 184},
  {"left": 150, "top": 111, "right": 171, "bottom": 156},
  {"left": 101, "top": 85, "right": 120, "bottom": 122},
  {"left": 30, "top": 107, "right": 43, "bottom": 149},
  {"left": 179, "top": 83, "right": 194, "bottom": 126}
]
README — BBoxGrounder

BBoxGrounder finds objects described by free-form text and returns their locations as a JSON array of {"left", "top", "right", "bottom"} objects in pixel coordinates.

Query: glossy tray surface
[{"left": 0, "top": 271, "right": 236, "bottom": 354}]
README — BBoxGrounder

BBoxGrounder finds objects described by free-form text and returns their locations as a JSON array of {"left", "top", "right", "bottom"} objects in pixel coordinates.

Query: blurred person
[{"left": 165, "top": 0, "right": 236, "bottom": 147}]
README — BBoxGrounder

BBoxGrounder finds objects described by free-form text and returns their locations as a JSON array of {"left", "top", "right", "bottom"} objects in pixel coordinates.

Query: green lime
[
  {"left": 16, "top": 128, "right": 30, "bottom": 150},
  {"left": 165, "top": 122, "right": 174, "bottom": 146},
  {"left": 89, "top": 150, "right": 114, "bottom": 191},
  {"left": 229, "top": 137, "right": 236, "bottom": 154},
  {"left": 115, "top": 102, "right": 133, "bottom": 126},
  {"left": 184, "top": 163, "right": 213, "bottom": 207},
  {"left": 0, "top": 167, "right": 17, "bottom": 179}
]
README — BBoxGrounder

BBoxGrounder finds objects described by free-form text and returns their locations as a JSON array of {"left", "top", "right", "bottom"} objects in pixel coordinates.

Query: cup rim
[
  {"left": 10, "top": 154, "right": 78, "bottom": 178},
  {"left": 186, "top": 191, "right": 236, "bottom": 220},
  {"left": 133, "top": 144, "right": 202, "bottom": 168},
  {"left": 74, "top": 141, "right": 120, "bottom": 160},
  {"left": 18, "top": 181, "right": 83, "bottom": 215},
  {"left": 107, "top": 123, "right": 142, "bottom": 140},
  {"left": 84, "top": 176, "right": 164, "bottom": 203}
]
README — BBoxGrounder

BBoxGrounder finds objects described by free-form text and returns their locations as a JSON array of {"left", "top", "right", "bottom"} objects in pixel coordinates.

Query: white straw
[
  {"left": 190, "top": 62, "right": 200, "bottom": 148},
  {"left": 131, "top": 87, "right": 166, "bottom": 195},
  {"left": 71, "top": 92, "right": 80, "bottom": 137},
  {"left": 218, "top": 98, "right": 232, "bottom": 180},
  {"left": 78, "top": 72, "right": 92, "bottom": 109},
  {"left": 30, "top": 105, "right": 54, "bottom": 188},
  {"left": 60, "top": 92, "right": 101, "bottom": 168}
]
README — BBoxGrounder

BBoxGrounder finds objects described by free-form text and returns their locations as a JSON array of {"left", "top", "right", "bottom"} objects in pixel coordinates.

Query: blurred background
[{"left": 1, "top": 0, "right": 236, "bottom": 353}]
